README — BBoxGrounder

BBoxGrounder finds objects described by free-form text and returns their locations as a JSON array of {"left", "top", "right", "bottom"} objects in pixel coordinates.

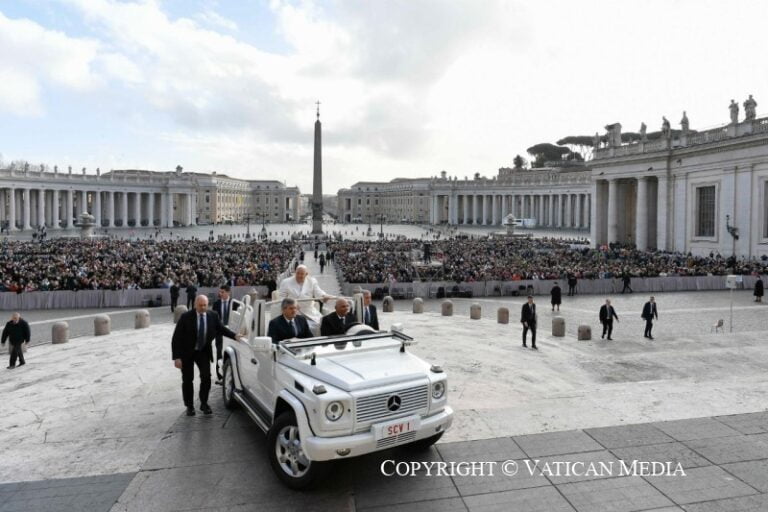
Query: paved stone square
[{"left": 2, "top": 271, "right": 768, "bottom": 510}]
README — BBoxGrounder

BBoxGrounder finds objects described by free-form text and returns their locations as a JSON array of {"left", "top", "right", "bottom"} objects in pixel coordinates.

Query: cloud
[
  {"left": 195, "top": 9, "right": 239, "bottom": 32},
  {"left": 0, "top": 11, "right": 102, "bottom": 116}
]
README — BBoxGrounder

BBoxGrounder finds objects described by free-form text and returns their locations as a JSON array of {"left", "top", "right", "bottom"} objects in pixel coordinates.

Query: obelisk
[{"left": 311, "top": 101, "right": 323, "bottom": 234}]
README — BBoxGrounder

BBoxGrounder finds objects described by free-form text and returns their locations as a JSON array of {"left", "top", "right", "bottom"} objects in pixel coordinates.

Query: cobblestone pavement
[{"left": 4, "top": 409, "right": 768, "bottom": 511}]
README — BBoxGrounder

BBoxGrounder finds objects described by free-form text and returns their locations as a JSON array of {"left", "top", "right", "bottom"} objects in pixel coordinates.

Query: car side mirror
[{"left": 249, "top": 336, "right": 273, "bottom": 352}]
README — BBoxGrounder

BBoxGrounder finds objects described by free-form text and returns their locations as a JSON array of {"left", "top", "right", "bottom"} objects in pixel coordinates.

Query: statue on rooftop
[
  {"left": 639, "top": 122, "right": 647, "bottom": 141},
  {"left": 661, "top": 116, "right": 671, "bottom": 138},
  {"left": 729, "top": 99, "right": 739, "bottom": 124},
  {"left": 744, "top": 95, "right": 757, "bottom": 121},
  {"left": 680, "top": 111, "right": 689, "bottom": 133}
]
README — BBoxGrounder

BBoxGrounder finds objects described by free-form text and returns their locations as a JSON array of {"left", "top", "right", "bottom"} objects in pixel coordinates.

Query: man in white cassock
[{"left": 278, "top": 265, "right": 333, "bottom": 334}]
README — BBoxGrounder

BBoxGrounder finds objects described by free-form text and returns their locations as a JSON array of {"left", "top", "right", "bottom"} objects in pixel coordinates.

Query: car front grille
[
  {"left": 376, "top": 430, "right": 417, "bottom": 449},
  {"left": 355, "top": 384, "right": 429, "bottom": 424}
]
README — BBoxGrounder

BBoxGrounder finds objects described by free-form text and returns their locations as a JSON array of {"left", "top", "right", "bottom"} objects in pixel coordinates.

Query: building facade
[
  {"left": 337, "top": 167, "right": 591, "bottom": 229},
  {"left": 0, "top": 165, "right": 301, "bottom": 230},
  {"left": 590, "top": 113, "right": 768, "bottom": 258}
]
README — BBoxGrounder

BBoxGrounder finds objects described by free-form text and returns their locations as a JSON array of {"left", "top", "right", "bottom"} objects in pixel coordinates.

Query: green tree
[
  {"left": 512, "top": 154, "right": 526, "bottom": 169},
  {"left": 526, "top": 143, "right": 571, "bottom": 168}
]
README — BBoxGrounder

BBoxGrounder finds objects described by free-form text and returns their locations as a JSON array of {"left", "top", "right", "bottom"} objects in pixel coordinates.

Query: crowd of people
[
  {"left": 0, "top": 239, "right": 297, "bottom": 292},
  {"left": 330, "top": 238, "right": 768, "bottom": 284}
]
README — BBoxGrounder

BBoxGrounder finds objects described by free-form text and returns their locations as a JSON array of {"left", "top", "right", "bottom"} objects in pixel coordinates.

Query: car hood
[{"left": 284, "top": 347, "right": 431, "bottom": 392}]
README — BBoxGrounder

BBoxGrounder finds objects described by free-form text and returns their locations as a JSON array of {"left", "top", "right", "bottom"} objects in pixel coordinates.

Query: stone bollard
[
  {"left": 552, "top": 316, "right": 565, "bottom": 337},
  {"left": 470, "top": 303, "right": 481, "bottom": 320},
  {"left": 173, "top": 305, "right": 188, "bottom": 324},
  {"left": 497, "top": 307, "right": 509, "bottom": 324},
  {"left": 52, "top": 322, "right": 69, "bottom": 344},
  {"left": 271, "top": 290, "right": 280, "bottom": 302},
  {"left": 94, "top": 315, "right": 111, "bottom": 336},
  {"left": 135, "top": 310, "right": 151, "bottom": 329},
  {"left": 441, "top": 300, "right": 453, "bottom": 316},
  {"left": 412, "top": 298, "right": 424, "bottom": 314},
  {"left": 578, "top": 324, "right": 592, "bottom": 341},
  {"left": 382, "top": 296, "right": 394, "bottom": 313}
]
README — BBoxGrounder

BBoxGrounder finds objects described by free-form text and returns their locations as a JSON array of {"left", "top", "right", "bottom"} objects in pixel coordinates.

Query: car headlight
[
  {"left": 325, "top": 401, "right": 344, "bottom": 421},
  {"left": 432, "top": 381, "right": 446, "bottom": 400}
]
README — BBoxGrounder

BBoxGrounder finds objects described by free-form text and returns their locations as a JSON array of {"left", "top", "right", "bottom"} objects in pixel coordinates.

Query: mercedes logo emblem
[{"left": 387, "top": 395, "right": 402, "bottom": 412}]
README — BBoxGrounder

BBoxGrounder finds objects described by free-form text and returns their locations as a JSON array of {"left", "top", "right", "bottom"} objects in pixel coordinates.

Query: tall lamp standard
[
  {"left": 379, "top": 213, "right": 386, "bottom": 238},
  {"left": 725, "top": 214, "right": 740, "bottom": 332},
  {"left": 244, "top": 213, "right": 252, "bottom": 239}
]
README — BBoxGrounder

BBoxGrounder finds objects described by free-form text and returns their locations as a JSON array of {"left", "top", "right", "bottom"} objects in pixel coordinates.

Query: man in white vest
[{"left": 278, "top": 265, "right": 333, "bottom": 334}]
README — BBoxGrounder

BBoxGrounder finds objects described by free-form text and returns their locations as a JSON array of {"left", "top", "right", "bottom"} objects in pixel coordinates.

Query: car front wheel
[{"left": 268, "top": 411, "right": 328, "bottom": 489}]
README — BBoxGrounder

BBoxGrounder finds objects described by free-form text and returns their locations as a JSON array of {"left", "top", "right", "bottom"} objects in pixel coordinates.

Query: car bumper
[{"left": 303, "top": 406, "right": 454, "bottom": 461}]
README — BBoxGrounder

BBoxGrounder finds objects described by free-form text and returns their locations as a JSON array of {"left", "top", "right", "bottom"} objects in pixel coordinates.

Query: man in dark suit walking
[
  {"left": 267, "top": 298, "right": 313, "bottom": 343},
  {"left": 212, "top": 285, "right": 240, "bottom": 383},
  {"left": 185, "top": 281, "right": 198, "bottom": 310},
  {"left": 2, "top": 312, "right": 31, "bottom": 369},
  {"left": 321, "top": 299, "right": 356, "bottom": 336},
  {"left": 170, "top": 282, "right": 180, "bottom": 313},
  {"left": 356, "top": 290, "right": 380, "bottom": 330},
  {"left": 520, "top": 296, "right": 537, "bottom": 350},
  {"left": 172, "top": 295, "right": 241, "bottom": 416},
  {"left": 641, "top": 296, "right": 659, "bottom": 339},
  {"left": 599, "top": 299, "right": 619, "bottom": 340}
]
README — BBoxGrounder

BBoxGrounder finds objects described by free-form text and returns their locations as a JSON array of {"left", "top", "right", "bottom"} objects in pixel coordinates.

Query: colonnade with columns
[
  {"left": 590, "top": 176, "right": 664, "bottom": 250},
  {"left": 430, "top": 192, "right": 591, "bottom": 229},
  {"left": 0, "top": 187, "right": 196, "bottom": 231}
]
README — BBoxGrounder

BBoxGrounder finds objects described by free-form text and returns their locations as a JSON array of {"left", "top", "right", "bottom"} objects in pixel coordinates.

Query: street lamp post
[
  {"left": 725, "top": 214, "right": 740, "bottom": 333},
  {"left": 244, "top": 213, "right": 251, "bottom": 239},
  {"left": 380, "top": 214, "right": 385, "bottom": 238}
]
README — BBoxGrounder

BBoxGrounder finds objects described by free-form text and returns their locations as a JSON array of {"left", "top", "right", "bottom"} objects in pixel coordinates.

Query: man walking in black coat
[
  {"left": 550, "top": 282, "right": 562, "bottom": 312},
  {"left": 212, "top": 285, "right": 240, "bottom": 383},
  {"left": 2, "top": 312, "right": 31, "bottom": 369},
  {"left": 599, "top": 299, "right": 619, "bottom": 340},
  {"left": 172, "top": 295, "right": 241, "bottom": 416},
  {"left": 520, "top": 296, "right": 537, "bottom": 350},
  {"left": 320, "top": 299, "right": 356, "bottom": 336},
  {"left": 621, "top": 273, "right": 633, "bottom": 294},
  {"left": 185, "top": 281, "right": 198, "bottom": 310},
  {"left": 641, "top": 296, "right": 659, "bottom": 339},
  {"left": 267, "top": 298, "right": 313, "bottom": 343},
  {"left": 170, "top": 282, "right": 180, "bottom": 313},
  {"left": 567, "top": 273, "right": 578, "bottom": 296}
]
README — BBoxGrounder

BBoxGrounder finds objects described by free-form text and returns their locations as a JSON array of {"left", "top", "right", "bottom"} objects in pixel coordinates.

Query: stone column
[
  {"left": 52, "top": 190, "right": 60, "bottom": 228},
  {"left": 134, "top": 192, "right": 142, "bottom": 227},
  {"left": 37, "top": 189, "right": 46, "bottom": 227},
  {"left": 187, "top": 194, "right": 195, "bottom": 226},
  {"left": 108, "top": 191, "right": 115, "bottom": 227},
  {"left": 121, "top": 192, "right": 129, "bottom": 227},
  {"left": 189, "top": 193, "right": 196, "bottom": 226},
  {"left": 22, "top": 188, "right": 32, "bottom": 230},
  {"left": 160, "top": 192, "right": 168, "bottom": 227},
  {"left": 607, "top": 179, "right": 619, "bottom": 243},
  {"left": 8, "top": 188, "right": 16, "bottom": 230},
  {"left": 80, "top": 190, "right": 88, "bottom": 214},
  {"left": 480, "top": 195, "right": 487, "bottom": 225},
  {"left": 565, "top": 194, "right": 572, "bottom": 228},
  {"left": 166, "top": 192, "right": 174, "bottom": 227},
  {"left": 491, "top": 195, "right": 497, "bottom": 225},
  {"left": 462, "top": 195, "right": 469, "bottom": 224},
  {"left": 66, "top": 190, "right": 75, "bottom": 228},
  {"left": 634, "top": 178, "right": 649, "bottom": 250},
  {"left": 501, "top": 194, "right": 509, "bottom": 221},
  {"left": 93, "top": 191, "right": 101, "bottom": 227},
  {"left": 148, "top": 192, "right": 155, "bottom": 227},
  {"left": 656, "top": 176, "right": 668, "bottom": 251},
  {"left": 590, "top": 184, "right": 599, "bottom": 246}
]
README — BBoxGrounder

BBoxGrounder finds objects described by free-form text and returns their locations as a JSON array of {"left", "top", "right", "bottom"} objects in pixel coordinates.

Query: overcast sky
[{"left": 1, "top": 0, "right": 767, "bottom": 193}]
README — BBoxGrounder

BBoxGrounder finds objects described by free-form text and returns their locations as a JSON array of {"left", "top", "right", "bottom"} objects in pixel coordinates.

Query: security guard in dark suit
[
  {"left": 520, "top": 296, "right": 537, "bottom": 350},
  {"left": 267, "top": 298, "right": 313, "bottom": 343},
  {"left": 320, "top": 298, "right": 356, "bottom": 336},
  {"left": 212, "top": 284, "right": 240, "bottom": 383},
  {"left": 2, "top": 312, "right": 31, "bottom": 369},
  {"left": 172, "top": 295, "right": 241, "bottom": 416},
  {"left": 641, "top": 297, "right": 659, "bottom": 339}
]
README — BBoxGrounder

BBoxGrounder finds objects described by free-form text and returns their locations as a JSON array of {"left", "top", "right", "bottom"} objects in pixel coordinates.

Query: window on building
[
  {"left": 695, "top": 185, "right": 716, "bottom": 237},
  {"left": 764, "top": 182, "right": 768, "bottom": 238}
]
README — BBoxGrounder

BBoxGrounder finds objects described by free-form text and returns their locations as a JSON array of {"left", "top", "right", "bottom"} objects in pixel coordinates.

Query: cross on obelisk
[{"left": 311, "top": 100, "right": 323, "bottom": 234}]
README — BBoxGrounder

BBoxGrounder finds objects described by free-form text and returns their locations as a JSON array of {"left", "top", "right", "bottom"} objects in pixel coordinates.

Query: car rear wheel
[
  {"left": 268, "top": 411, "right": 328, "bottom": 489},
  {"left": 222, "top": 358, "right": 237, "bottom": 410}
]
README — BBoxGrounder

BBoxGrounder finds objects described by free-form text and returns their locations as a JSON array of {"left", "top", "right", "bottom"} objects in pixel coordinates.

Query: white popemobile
[{"left": 220, "top": 294, "right": 453, "bottom": 489}]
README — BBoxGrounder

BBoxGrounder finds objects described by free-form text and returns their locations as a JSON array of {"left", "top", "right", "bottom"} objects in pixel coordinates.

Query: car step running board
[{"left": 233, "top": 390, "right": 272, "bottom": 433}]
